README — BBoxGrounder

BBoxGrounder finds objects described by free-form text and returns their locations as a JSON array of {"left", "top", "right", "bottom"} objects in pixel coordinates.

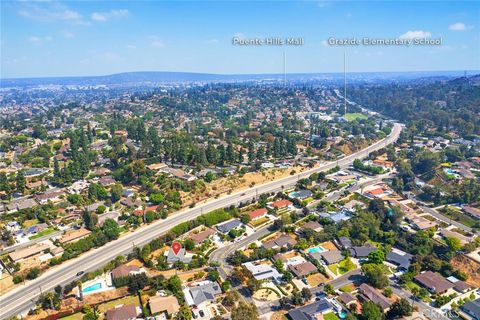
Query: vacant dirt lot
[{"left": 451, "top": 254, "right": 480, "bottom": 287}]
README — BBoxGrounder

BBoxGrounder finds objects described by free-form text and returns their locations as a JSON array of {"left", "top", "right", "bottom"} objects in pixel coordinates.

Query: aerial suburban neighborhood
[{"left": 1, "top": 1, "right": 480, "bottom": 320}]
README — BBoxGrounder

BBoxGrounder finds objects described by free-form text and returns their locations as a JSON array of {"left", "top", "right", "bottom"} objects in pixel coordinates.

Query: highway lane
[{"left": 0, "top": 123, "right": 402, "bottom": 319}]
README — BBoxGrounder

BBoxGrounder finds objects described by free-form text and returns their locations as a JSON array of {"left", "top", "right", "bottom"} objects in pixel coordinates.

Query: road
[
  {"left": 420, "top": 205, "right": 477, "bottom": 235},
  {"left": 209, "top": 225, "right": 273, "bottom": 279},
  {"left": 0, "top": 123, "right": 402, "bottom": 319},
  {"left": 405, "top": 194, "right": 478, "bottom": 235},
  {"left": 390, "top": 284, "right": 448, "bottom": 320}
]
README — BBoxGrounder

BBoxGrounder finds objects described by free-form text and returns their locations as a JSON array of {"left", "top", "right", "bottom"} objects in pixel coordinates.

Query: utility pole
[{"left": 344, "top": 51, "right": 347, "bottom": 118}]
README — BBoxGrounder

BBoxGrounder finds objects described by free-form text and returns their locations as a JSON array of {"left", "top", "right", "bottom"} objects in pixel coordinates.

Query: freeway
[{"left": 0, "top": 122, "right": 402, "bottom": 319}]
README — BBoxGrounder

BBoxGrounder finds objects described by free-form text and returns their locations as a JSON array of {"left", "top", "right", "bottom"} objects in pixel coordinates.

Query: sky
[{"left": 1, "top": 0, "right": 479, "bottom": 78}]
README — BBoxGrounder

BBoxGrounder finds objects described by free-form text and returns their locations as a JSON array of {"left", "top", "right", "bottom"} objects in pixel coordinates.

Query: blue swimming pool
[
  {"left": 338, "top": 311, "right": 347, "bottom": 319},
  {"left": 82, "top": 282, "right": 102, "bottom": 293},
  {"left": 307, "top": 246, "right": 327, "bottom": 253}
]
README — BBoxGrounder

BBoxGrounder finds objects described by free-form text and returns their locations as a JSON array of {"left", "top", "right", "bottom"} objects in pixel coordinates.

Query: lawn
[
  {"left": 29, "top": 227, "right": 57, "bottom": 240},
  {"left": 59, "top": 313, "right": 83, "bottom": 320},
  {"left": 250, "top": 216, "right": 270, "bottom": 227},
  {"left": 439, "top": 207, "right": 478, "bottom": 228},
  {"left": 23, "top": 219, "right": 39, "bottom": 227},
  {"left": 345, "top": 113, "right": 367, "bottom": 121},
  {"left": 324, "top": 312, "right": 340, "bottom": 320},
  {"left": 338, "top": 258, "right": 356, "bottom": 274},
  {"left": 328, "top": 264, "right": 339, "bottom": 274},
  {"left": 339, "top": 284, "right": 355, "bottom": 293}
]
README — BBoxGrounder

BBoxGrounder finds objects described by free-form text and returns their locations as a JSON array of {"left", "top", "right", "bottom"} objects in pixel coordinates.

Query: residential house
[
  {"left": 337, "top": 236, "right": 353, "bottom": 249},
  {"left": 184, "top": 281, "right": 222, "bottom": 306},
  {"left": 111, "top": 264, "right": 143, "bottom": 281},
  {"left": 58, "top": 228, "right": 91, "bottom": 244},
  {"left": 188, "top": 227, "right": 216, "bottom": 245},
  {"left": 67, "top": 180, "right": 89, "bottom": 194},
  {"left": 386, "top": 248, "right": 413, "bottom": 271},
  {"left": 320, "top": 211, "right": 351, "bottom": 223},
  {"left": 349, "top": 244, "right": 376, "bottom": 258},
  {"left": 269, "top": 199, "right": 293, "bottom": 210},
  {"left": 149, "top": 295, "right": 180, "bottom": 317},
  {"left": 8, "top": 243, "right": 50, "bottom": 262},
  {"left": 301, "top": 221, "right": 323, "bottom": 233},
  {"left": 159, "top": 167, "right": 197, "bottom": 182},
  {"left": 312, "top": 250, "right": 343, "bottom": 265},
  {"left": 35, "top": 189, "right": 65, "bottom": 204},
  {"left": 216, "top": 219, "right": 242, "bottom": 234},
  {"left": 414, "top": 271, "right": 454, "bottom": 295},
  {"left": 343, "top": 199, "right": 366, "bottom": 212},
  {"left": 165, "top": 247, "right": 192, "bottom": 264},
  {"left": 6, "top": 198, "right": 38, "bottom": 213},
  {"left": 98, "top": 176, "right": 116, "bottom": 186},
  {"left": 243, "top": 261, "right": 283, "bottom": 282},
  {"left": 439, "top": 229, "right": 471, "bottom": 245},
  {"left": 338, "top": 292, "right": 357, "bottom": 308},
  {"left": 463, "top": 206, "right": 480, "bottom": 220},
  {"left": 446, "top": 276, "right": 472, "bottom": 294},
  {"left": 263, "top": 234, "right": 297, "bottom": 250},
  {"left": 358, "top": 283, "right": 392, "bottom": 311},
  {"left": 289, "top": 189, "right": 313, "bottom": 200},
  {"left": 105, "top": 304, "right": 137, "bottom": 320},
  {"left": 288, "top": 261, "right": 317, "bottom": 278},
  {"left": 461, "top": 297, "right": 480, "bottom": 320},
  {"left": 247, "top": 208, "right": 268, "bottom": 221},
  {"left": 288, "top": 299, "right": 333, "bottom": 320}
]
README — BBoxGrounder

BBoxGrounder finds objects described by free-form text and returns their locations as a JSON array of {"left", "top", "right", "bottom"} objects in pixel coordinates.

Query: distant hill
[{"left": 1, "top": 70, "right": 478, "bottom": 88}]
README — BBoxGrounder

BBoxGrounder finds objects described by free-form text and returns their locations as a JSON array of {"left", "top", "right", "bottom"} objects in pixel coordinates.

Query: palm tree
[{"left": 75, "top": 280, "right": 83, "bottom": 301}]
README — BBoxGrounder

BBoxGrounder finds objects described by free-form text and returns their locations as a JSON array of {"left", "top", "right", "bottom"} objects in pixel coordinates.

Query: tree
[
  {"left": 208, "top": 269, "right": 220, "bottom": 282},
  {"left": 26, "top": 267, "right": 40, "bottom": 280},
  {"left": 82, "top": 304, "right": 98, "bottom": 320},
  {"left": 127, "top": 273, "right": 149, "bottom": 292},
  {"left": 384, "top": 287, "right": 393, "bottom": 298},
  {"left": 445, "top": 237, "right": 462, "bottom": 252},
  {"left": 184, "top": 239, "right": 195, "bottom": 251},
  {"left": 368, "top": 250, "right": 386, "bottom": 264},
  {"left": 231, "top": 302, "right": 259, "bottom": 320},
  {"left": 83, "top": 211, "right": 98, "bottom": 230},
  {"left": 387, "top": 298, "right": 413, "bottom": 319},
  {"left": 301, "top": 287, "right": 312, "bottom": 301},
  {"left": 362, "top": 264, "right": 389, "bottom": 289},
  {"left": 324, "top": 284, "right": 335, "bottom": 295},
  {"left": 102, "top": 219, "right": 120, "bottom": 240},
  {"left": 150, "top": 193, "right": 165, "bottom": 204},
  {"left": 361, "top": 301, "right": 384, "bottom": 320},
  {"left": 16, "top": 171, "right": 25, "bottom": 193},
  {"left": 176, "top": 305, "right": 192, "bottom": 320},
  {"left": 110, "top": 184, "right": 123, "bottom": 203}
]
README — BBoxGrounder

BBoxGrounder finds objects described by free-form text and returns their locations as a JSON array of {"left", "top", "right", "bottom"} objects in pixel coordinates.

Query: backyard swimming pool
[
  {"left": 307, "top": 246, "right": 327, "bottom": 254},
  {"left": 82, "top": 282, "right": 102, "bottom": 293}
]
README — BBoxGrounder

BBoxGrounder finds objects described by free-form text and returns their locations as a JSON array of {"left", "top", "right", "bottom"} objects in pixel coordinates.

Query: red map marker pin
[{"left": 172, "top": 242, "right": 182, "bottom": 256}]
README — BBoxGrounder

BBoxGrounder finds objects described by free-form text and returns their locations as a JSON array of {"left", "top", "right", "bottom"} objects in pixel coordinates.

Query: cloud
[
  {"left": 18, "top": 2, "right": 88, "bottom": 25},
  {"left": 91, "top": 9, "right": 129, "bottom": 22},
  {"left": 127, "top": 44, "right": 137, "bottom": 49},
  {"left": 28, "top": 36, "right": 53, "bottom": 45},
  {"left": 206, "top": 38, "right": 219, "bottom": 44},
  {"left": 448, "top": 22, "right": 472, "bottom": 31},
  {"left": 148, "top": 35, "right": 165, "bottom": 48},
  {"left": 399, "top": 30, "right": 431, "bottom": 40},
  {"left": 318, "top": 1, "right": 331, "bottom": 8},
  {"left": 321, "top": 40, "right": 329, "bottom": 46},
  {"left": 61, "top": 31, "right": 74, "bottom": 39}
]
